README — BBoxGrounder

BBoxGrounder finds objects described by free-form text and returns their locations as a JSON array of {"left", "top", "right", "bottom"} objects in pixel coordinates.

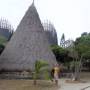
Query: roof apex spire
[{"left": 33, "top": 0, "right": 35, "bottom": 5}]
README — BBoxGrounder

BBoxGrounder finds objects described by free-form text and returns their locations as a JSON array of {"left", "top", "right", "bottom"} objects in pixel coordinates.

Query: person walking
[{"left": 53, "top": 64, "right": 60, "bottom": 85}]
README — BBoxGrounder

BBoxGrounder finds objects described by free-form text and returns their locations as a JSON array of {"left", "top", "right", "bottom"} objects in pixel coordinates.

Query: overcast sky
[{"left": 0, "top": 0, "right": 90, "bottom": 43}]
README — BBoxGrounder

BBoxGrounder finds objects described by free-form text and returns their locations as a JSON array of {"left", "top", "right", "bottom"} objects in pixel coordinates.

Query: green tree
[
  {"left": 75, "top": 32, "right": 90, "bottom": 64},
  {"left": 51, "top": 45, "right": 69, "bottom": 63},
  {"left": 71, "top": 32, "right": 90, "bottom": 80},
  {"left": 33, "top": 60, "right": 49, "bottom": 85}
]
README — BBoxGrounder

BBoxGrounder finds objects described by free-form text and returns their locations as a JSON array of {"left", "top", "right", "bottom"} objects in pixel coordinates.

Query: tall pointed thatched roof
[{"left": 0, "top": 4, "right": 57, "bottom": 71}]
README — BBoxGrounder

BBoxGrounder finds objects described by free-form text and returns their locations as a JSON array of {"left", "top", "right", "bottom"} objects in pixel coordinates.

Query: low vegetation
[{"left": 33, "top": 60, "right": 50, "bottom": 85}]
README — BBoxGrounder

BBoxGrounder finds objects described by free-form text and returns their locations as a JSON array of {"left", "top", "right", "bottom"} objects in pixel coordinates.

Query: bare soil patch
[{"left": 0, "top": 80, "right": 59, "bottom": 90}]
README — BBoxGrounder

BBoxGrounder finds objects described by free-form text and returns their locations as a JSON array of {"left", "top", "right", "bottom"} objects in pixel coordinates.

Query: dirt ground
[
  {"left": 0, "top": 80, "right": 59, "bottom": 90},
  {"left": 0, "top": 79, "right": 90, "bottom": 90}
]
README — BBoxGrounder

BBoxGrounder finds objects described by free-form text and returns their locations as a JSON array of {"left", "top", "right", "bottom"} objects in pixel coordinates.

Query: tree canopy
[
  {"left": 75, "top": 32, "right": 90, "bottom": 59},
  {"left": 51, "top": 45, "right": 70, "bottom": 63}
]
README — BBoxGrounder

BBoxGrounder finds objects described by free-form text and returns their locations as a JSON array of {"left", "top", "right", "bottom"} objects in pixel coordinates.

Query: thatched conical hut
[{"left": 0, "top": 4, "right": 57, "bottom": 72}]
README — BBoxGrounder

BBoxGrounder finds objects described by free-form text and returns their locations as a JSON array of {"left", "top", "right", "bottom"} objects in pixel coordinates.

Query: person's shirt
[{"left": 54, "top": 66, "right": 59, "bottom": 75}]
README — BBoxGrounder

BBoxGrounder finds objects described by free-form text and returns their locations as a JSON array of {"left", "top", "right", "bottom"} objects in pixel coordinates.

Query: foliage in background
[
  {"left": 0, "top": 35, "right": 8, "bottom": 54},
  {"left": 0, "top": 35, "right": 7, "bottom": 45},
  {"left": 74, "top": 32, "right": 90, "bottom": 70},
  {"left": 75, "top": 32, "right": 90, "bottom": 57},
  {"left": 51, "top": 45, "right": 69, "bottom": 63},
  {"left": 0, "top": 31, "right": 13, "bottom": 54}
]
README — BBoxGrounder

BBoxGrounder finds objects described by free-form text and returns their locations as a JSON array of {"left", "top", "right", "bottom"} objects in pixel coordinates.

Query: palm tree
[{"left": 33, "top": 60, "right": 49, "bottom": 85}]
